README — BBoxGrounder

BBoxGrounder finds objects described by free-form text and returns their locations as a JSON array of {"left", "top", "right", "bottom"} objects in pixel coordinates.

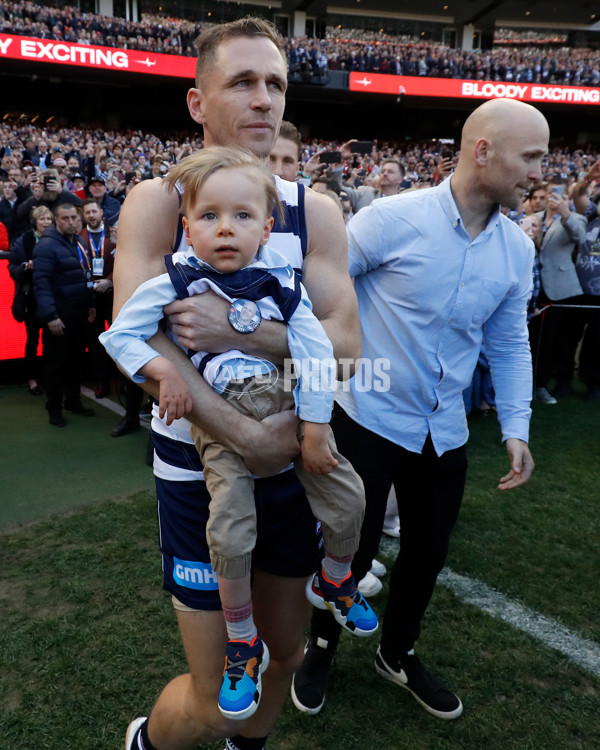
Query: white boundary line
[
  {"left": 80, "top": 386, "right": 152, "bottom": 431},
  {"left": 438, "top": 568, "right": 600, "bottom": 678},
  {"left": 379, "top": 536, "right": 600, "bottom": 678}
]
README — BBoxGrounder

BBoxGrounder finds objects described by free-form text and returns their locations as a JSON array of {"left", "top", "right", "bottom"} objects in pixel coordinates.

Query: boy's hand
[
  {"left": 301, "top": 422, "right": 339, "bottom": 475},
  {"left": 158, "top": 373, "right": 192, "bottom": 425},
  {"left": 141, "top": 356, "right": 193, "bottom": 425}
]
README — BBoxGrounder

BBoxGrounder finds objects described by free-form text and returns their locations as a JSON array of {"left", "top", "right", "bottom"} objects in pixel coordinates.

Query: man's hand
[
  {"left": 48, "top": 318, "right": 65, "bottom": 336},
  {"left": 498, "top": 438, "right": 534, "bottom": 490},
  {"left": 164, "top": 291, "right": 235, "bottom": 352},
  {"left": 238, "top": 410, "right": 301, "bottom": 477},
  {"left": 436, "top": 156, "right": 454, "bottom": 184},
  {"left": 94, "top": 278, "right": 113, "bottom": 294},
  {"left": 547, "top": 191, "right": 570, "bottom": 221}
]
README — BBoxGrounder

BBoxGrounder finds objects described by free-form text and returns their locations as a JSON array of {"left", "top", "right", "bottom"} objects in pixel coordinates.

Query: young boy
[{"left": 100, "top": 147, "right": 377, "bottom": 722}]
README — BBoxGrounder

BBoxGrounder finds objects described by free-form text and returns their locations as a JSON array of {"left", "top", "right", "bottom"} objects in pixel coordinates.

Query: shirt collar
[
  {"left": 183, "top": 246, "right": 260, "bottom": 274},
  {"left": 437, "top": 175, "right": 502, "bottom": 237}
]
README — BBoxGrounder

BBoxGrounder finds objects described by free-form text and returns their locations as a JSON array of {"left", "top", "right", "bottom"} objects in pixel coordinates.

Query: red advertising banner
[
  {"left": 0, "top": 33, "right": 196, "bottom": 79},
  {"left": 0, "top": 264, "right": 36, "bottom": 361},
  {"left": 350, "top": 72, "right": 600, "bottom": 105}
]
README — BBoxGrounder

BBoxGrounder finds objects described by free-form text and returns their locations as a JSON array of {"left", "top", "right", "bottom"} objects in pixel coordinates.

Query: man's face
[
  {"left": 269, "top": 136, "right": 299, "bottom": 181},
  {"left": 55, "top": 207, "right": 80, "bottom": 237},
  {"left": 83, "top": 203, "right": 103, "bottom": 229},
  {"left": 530, "top": 188, "right": 547, "bottom": 212},
  {"left": 89, "top": 181, "right": 106, "bottom": 199},
  {"left": 2, "top": 180, "right": 17, "bottom": 199},
  {"left": 339, "top": 191, "right": 352, "bottom": 215},
  {"left": 379, "top": 162, "right": 402, "bottom": 194},
  {"left": 188, "top": 35, "right": 287, "bottom": 158},
  {"left": 485, "top": 121, "right": 548, "bottom": 209},
  {"left": 8, "top": 168, "right": 24, "bottom": 185}
]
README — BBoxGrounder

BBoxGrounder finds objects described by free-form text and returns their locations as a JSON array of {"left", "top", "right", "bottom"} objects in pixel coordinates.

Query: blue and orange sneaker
[
  {"left": 218, "top": 635, "right": 270, "bottom": 720},
  {"left": 306, "top": 570, "right": 378, "bottom": 636}
]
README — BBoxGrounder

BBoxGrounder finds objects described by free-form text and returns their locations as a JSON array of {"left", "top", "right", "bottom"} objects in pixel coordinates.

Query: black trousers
[
  {"left": 42, "top": 316, "right": 88, "bottom": 412},
  {"left": 310, "top": 404, "right": 467, "bottom": 656},
  {"left": 23, "top": 312, "right": 43, "bottom": 381}
]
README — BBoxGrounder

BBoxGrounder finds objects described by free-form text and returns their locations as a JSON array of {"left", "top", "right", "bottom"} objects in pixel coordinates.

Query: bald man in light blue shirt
[{"left": 292, "top": 98, "right": 549, "bottom": 722}]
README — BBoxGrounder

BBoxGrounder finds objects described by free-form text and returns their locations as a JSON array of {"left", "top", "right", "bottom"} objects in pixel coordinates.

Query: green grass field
[{"left": 0, "top": 381, "right": 598, "bottom": 750}]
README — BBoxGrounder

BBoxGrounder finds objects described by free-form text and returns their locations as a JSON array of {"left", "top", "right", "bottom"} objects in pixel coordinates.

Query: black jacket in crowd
[{"left": 33, "top": 226, "right": 95, "bottom": 324}]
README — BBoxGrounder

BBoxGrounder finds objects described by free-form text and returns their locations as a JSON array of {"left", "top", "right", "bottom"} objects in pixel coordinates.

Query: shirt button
[
  {"left": 449, "top": 319, "right": 453, "bottom": 325},
  {"left": 460, "top": 282, "right": 465, "bottom": 287}
]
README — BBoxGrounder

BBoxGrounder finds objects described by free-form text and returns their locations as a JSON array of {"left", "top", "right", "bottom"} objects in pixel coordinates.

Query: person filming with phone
[
  {"left": 529, "top": 178, "right": 587, "bottom": 404},
  {"left": 16, "top": 168, "right": 82, "bottom": 233},
  {"left": 338, "top": 142, "right": 405, "bottom": 213}
]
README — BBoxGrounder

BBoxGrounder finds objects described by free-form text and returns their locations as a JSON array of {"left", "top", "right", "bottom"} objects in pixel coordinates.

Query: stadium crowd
[
  {"left": 2, "top": 117, "right": 600, "bottom": 416},
  {"left": 2, "top": 1, "right": 600, "bottom": 85}
]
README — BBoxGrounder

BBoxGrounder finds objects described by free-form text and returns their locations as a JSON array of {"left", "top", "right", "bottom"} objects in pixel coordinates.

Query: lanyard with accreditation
[
  {"left": 76, "top": 241, "right": 95, "bottom": 288},
  {"left": 87, "top": 226, "right": 105, "bottom": 278}
]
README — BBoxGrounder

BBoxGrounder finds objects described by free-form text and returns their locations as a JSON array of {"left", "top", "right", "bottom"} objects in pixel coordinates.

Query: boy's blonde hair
[{"left": 165, "top": 146, "right": 284, "bottom": 223}]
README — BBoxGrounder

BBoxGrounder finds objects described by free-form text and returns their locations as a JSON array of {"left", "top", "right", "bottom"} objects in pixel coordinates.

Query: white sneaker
[
  {"left": 370, "top": 559, "right": 387, "bottom": 578},
  {"left": 535, "top": 387, "right": 557, "bottom": 405},
  {"left": 125, "top": 717, "right": 147, "bottom": 750},
  {"left": 357, "top": 571, "right": 383, "bottom": 597},
  {"left": 382, "top": 515, "right": 400, "bottom": 538}
]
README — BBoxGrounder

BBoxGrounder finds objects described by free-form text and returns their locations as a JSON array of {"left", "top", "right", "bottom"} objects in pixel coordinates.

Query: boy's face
[{"left": 183, "top": 167, "right": 274, "bottom": 274}]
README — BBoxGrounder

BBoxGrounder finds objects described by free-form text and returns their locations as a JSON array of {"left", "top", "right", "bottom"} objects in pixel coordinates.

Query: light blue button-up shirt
[{"left": 336, "top": 176, "right": 534, "bottom": 456}]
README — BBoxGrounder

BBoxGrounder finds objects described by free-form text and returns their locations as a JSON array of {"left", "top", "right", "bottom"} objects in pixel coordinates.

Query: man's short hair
[
  {"left": 277, "top": 121, "right": 302, "bottom": 155},
  {"left": 381, "top": 158, "right": 405, "bottom": 179},
  {"left": 82, "top": 198, "right": 102, "bottom": 210},
  {"left": 53, "top": 202, "right": 77, "bottom": 216},
  {"left": 195, "top": 17, "right": 286, "bottom": 86},
  {"left": 529, "top": 182, "right": 548, "bottom": 195}
]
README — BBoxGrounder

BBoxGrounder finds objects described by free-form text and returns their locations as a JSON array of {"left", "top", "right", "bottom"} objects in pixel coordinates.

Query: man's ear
[
  {"left": 187, "top": 88, "right": 206, "bottom": 126},
  {"left": 474, "top": 137, "right": 490, "bottom": 166}
]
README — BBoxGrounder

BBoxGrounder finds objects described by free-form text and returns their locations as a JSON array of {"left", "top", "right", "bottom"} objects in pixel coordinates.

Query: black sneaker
[
  {"left": 48, "top": 410, "right": 66, "bottom": 427},
  {"left": 375, "top": 646, "right": 463, "bottom": 720},
  {"left": 64, "top": 403, "right": 95, "bottom": 416},
  {"left": 290, "top": 643, "right": 334, "bottom": 715}
]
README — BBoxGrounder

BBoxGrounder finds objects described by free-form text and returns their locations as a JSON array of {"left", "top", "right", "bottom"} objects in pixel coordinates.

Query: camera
[
  {"left": 319, "top": 151, "right": 342, "bottom": 165},
  {"left": 351, "top": 141, "right": 373, "bottom": 155}
]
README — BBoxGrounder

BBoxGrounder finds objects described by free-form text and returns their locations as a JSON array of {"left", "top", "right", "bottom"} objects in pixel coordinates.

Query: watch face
[{"left": 228, "top": 298, "right": 262, "bottom": 334}]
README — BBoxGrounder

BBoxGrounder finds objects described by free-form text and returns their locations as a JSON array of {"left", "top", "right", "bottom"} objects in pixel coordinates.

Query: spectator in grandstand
[
  {"left": 8, "top": 204, "right": 54, "bottom": 395},
  {"left": 341, "top": 153, "right": 405, "bottom": 212},
  {"left": 525, "top": 182, "right": 548, "bottom": 215},
  {"left": 531, "top": 179, "right": 587, "bottom": 404},
  {"left": 85, "top": 175, "right": 120, "bottom": 225},
  {"left": 32, "top": 203, "right": 96, "bottom": 426},
  {"left": 16, "top": 168, "right": 82, "bottom": 236},
  {"left": 573, "top": 208, "right": 600, "bottom": 401},
  {"left": 339, "top": 189, "right": 354, "bottom": 223},
  {"left": 269, "top": 120, "right": 302, "bottom": 181},
  {"left": 0, "top": 177, "right": 19, "bottom": 240},
  {"left": 518, "top": 214, "right": 543, "bottom": 320},
  {"left": 292, "top": 97, "right": 544, "bottom": 722},
  {"left": 79, "top": 197, "right": 115, "bottom": 399},
  {"left": 115, "top": 17, "right": 358, "bottom": 750}
]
